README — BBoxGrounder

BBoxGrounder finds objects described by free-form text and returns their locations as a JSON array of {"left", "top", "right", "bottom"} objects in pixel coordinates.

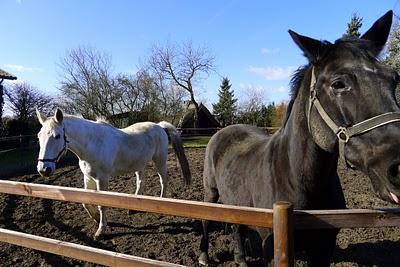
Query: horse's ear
[
  {"left": 54, "top": 108, "right": 64, "bottom": 123},
  {"left": 361, "top": 10, "right": 393, "bottom": 55},
  {"left": 36, "top": 109, "right": 46, "bottom": 125},
  {"left": 288, "top": 30, "right": 330, "bottom": 64}
]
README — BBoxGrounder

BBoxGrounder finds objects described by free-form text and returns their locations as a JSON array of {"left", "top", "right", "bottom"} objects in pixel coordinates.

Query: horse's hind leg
[
  {"left": 134, "top": 171, "right": 144, "bottom": 195},
  {"left": 94, "top": 177, "right": 109, "bottom": 239},
  {"left": 83, "top": 175, "right": 100, "bottom": 223},
  {"left": 127, "top": 171, "right": 144, "bottom": 215},
  {"left": 154, "top": 155, "right": 168, "bottom": 197},
  {"left": 199, "top": 187, "right": 219, "bottom": 266}
]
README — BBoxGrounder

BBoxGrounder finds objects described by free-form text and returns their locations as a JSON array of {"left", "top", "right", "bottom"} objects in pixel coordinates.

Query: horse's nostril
[{"left": 387, "top": 163, "right": 400, "bottom": 186}]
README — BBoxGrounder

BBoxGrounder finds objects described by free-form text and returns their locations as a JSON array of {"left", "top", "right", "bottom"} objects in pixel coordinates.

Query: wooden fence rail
[
  {"left": 0, "top": 180, "right": 400, "bottom": 266},
  {"left": 0, "top": 228, "right": 182, "bottom": 267},
  {"left": 0, "top": 180, "right": 274, "bottom": 228}
]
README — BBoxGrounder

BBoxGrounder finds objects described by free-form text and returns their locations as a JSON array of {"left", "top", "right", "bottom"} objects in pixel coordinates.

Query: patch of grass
[
  {"left": 0, "top": 147, "right": 77, "bottom": 177},
  {"left": 0, "top": 147, "right": 38, "bottom": 177},
  {"left": 182, "top": 136, "right": 211, "bottom": 148}
]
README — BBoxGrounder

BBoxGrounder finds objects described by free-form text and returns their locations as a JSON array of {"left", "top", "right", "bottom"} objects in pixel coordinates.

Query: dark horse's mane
[
  {"left": 280, "top": 64, "right": 309, "bottom": 127},
  {"left": 281, "top": 37, "right": 379, "bottom": 127}
]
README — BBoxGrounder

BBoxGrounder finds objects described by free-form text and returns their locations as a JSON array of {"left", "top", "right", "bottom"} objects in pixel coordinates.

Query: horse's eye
[
  {"left": 330, "top": 80, "right": 346, "bottom": 90},
  {"left": 55, "top": 134, "right": 61, "bottom": 140}
]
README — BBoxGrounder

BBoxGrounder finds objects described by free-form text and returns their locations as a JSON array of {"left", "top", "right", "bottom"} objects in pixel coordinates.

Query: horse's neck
[
  {"left": 64, "top": 117, "right": 104, "bottom": 161},
  {"left": 280, "top": 70, "right": 339, "bottom": 194}
]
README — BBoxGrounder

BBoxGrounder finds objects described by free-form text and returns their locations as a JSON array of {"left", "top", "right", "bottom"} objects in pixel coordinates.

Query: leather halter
[
  {"left": 307, "top": 67, "right": 400, "bottom": 167},
  {"left": 37, "top": 127, "right": 69, "bottom": 164}
]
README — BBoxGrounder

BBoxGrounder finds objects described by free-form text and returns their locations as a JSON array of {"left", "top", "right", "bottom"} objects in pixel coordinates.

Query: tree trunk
[{"left": 189, "top": 92, "right": 199, "bottom": 129}]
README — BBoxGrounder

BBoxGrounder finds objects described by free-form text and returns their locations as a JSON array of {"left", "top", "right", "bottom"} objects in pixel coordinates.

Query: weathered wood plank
[
  {"left": 0, "top": 180, "right": 274, "bottom": 228},
  {"left": 0, "top": 228, "right": 183, "bottom": 267}
]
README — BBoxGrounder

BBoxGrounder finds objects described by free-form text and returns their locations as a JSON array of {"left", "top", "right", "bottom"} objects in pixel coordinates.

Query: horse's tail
[{"left": 158, "top": 121, "right": 191, "bottom": 185}]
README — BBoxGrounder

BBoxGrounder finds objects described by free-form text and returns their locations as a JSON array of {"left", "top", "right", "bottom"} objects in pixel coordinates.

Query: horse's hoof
[
  {"left": 198, "top": 252, "right": 208, "bottom": 266},
  {"left": 94, "top": 230, "right": 103, "bottom": 240}
]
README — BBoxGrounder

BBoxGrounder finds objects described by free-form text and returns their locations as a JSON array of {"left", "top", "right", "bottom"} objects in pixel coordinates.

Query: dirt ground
[{"left": 0, "top": 147, "right": 400, "bottom": 267}]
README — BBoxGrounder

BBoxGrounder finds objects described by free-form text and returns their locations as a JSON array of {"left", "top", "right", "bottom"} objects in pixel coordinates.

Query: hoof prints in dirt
[{"left": 0, "top": 148, "right": 400, "bottom": 266}]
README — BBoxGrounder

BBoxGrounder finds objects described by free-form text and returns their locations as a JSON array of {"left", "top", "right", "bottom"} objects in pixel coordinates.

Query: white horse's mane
[{"left": 62, "top": 114, "right": 113, "bottom": 127}]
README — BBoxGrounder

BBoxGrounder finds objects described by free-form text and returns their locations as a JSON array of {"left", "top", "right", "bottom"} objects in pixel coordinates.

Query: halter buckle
[
  {"left": 309, "top": 89, "right": 317, "bottom": 101},
  {"left": 336, "top": 127, "right": 349, "bottom": 143}
]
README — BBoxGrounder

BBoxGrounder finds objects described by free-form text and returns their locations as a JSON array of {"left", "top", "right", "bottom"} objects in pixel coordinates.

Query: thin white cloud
[
  {"left": 239, "top": 83, "right": 289, "bottom": 95},
  {"left": 4, "top": 64, "right": 43, "bottom": 73},
  {"left": 260, "top": 48, "right": 280, "bottom": 55},
  {"left": 238, "top": 83, "right": 268, "bottom": 102},
  {"left": 276, "top": 85, "right": 288, "bottom": 93},
  {"left": 248, "top": 66, "right": 295, "bottom": 80}
]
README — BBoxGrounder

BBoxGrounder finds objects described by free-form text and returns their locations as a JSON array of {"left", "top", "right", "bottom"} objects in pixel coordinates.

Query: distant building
[{"left": 178, "top": 101, "right": 221, "bottom": 135}]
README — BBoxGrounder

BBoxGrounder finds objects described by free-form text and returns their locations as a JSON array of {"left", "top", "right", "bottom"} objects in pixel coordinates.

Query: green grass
[
  {"left": 0, "top": 147, "right": 38, "bottom": 176},
  {"left": 0, "top": 147, "right": 37, "bottom": 166},
  {"left": 182, "top": 136, "right": 211, "bottom": 148}
]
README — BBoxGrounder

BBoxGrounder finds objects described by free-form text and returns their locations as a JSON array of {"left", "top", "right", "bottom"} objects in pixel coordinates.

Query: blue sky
[{"left": 1, "top": 0, "right": 399, "bottom": 111}]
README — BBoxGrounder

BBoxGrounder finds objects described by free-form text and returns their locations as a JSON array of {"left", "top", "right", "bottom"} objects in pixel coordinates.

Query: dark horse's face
[{"left": 290, "top": 11, "right": 400, "bottom": 204}]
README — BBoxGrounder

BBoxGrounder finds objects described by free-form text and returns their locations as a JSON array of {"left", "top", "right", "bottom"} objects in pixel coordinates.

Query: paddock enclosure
[{"left": 1, "top": 148, "right": 400, "bottom": 266}]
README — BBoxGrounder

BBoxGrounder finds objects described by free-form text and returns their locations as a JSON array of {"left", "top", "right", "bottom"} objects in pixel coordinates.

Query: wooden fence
[{"left": 0, "top": 180, "right": 399, "bottom": 266}]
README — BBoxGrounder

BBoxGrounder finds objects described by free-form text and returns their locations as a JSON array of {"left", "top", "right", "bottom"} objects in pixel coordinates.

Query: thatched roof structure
[
  {"left": 178, "top": 102, "right": 220, "bottom": 135},
  {"left": 0, "top": 69, "right": 17, "bottom": 81}
]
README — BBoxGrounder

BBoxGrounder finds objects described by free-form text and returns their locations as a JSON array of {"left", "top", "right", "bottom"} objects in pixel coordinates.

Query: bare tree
[
  {"left": 58, "top": 46, "right": 119, "bottom": 121},
  {"left": 4, "top": 82, "right": 53, "bottom": 124},
  {"left": 59, "top": 45, "right": 193, "bottom": 127},
  {"left": 236, "top": 87, "right": 267, "bottom": 126},
  {"left": 146, "top": 41, "right": 215, "bottom": 126}
]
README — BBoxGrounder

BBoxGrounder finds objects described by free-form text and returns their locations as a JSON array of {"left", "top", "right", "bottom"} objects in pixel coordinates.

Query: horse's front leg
[
  {"left": 94, "top": 177, "right": 109, "bottom": 239},
  {"left": 231, "top": 224, "right": 248, "bottom": 267},
  {"left": 83, "top": 175, "right": 100, "bottom": 223}
]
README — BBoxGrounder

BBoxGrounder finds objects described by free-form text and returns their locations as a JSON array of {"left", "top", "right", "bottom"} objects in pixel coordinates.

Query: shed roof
[{"left": 0, "top": 69, "right": 17, "bottom": 80}]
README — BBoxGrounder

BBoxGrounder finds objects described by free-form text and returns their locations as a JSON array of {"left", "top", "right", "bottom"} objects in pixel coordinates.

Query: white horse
[{"left": 36, "top": 108, "right": 191, "bottom": 238}]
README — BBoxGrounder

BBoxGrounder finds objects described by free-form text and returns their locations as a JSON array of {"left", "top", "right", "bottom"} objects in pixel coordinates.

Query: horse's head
[
  {"left": 36, "top": 108, "right": 68, "bottom": 177},
  {"left": 290, "top": 10, "right": 400, "bottom": 204}
]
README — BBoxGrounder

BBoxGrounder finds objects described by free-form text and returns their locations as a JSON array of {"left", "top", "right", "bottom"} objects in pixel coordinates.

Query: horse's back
[
  {"left": 204, "top": 124, "right": 272, "bottom": 207},
  {"left": 122, "top": 121, "right": 160, "bottom": 135},
  {"left": 106, "top": 121, "right": 168, "bottom": 175}
]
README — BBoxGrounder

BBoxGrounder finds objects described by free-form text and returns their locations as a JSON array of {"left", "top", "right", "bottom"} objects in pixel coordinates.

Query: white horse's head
[{"left": 36, "top": 108, "right": 68, "bottom": 177}]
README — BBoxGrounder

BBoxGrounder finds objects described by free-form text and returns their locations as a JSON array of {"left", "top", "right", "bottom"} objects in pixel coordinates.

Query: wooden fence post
[{"left": 273, "top": 201, "right": 294, "bottom": 267}]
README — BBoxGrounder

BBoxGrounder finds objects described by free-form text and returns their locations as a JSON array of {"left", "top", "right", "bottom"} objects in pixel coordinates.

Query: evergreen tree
[
  {"left": 263, "top": 103, "right": 276, "bottom": 127},
  {"left": 344, "top": 13, "right": 363, "bottom": 38},
  {"left": 384, "top": 22, "right": 400, "bottom": 103},
  {"left": 212, "top": 77, "right": 237, "bottom": 127}
]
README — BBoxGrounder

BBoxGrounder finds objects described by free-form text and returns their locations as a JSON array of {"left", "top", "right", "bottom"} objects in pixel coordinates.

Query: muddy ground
[{"left": 0, "top": 147, "right": 399, "bottom": 266}]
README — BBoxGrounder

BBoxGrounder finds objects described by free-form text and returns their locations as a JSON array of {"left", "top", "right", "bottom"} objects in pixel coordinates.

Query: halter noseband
[
  {"left": 307, "top": 67, "right": 400, "bottom": 167},
  {"left": 37, "top": 127, "right": 69, "bottom": 164}
]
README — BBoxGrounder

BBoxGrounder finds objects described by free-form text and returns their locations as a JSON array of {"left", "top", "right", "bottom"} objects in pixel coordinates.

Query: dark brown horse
[{"left": 199, "top": 11, "right": 400, "bottom": 266}]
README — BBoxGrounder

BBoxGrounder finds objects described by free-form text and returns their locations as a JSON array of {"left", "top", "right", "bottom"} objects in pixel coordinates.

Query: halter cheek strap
[
  {"left": 308, "top": 68, "right": 400, "bottom": 167},
  {"left": 37, "top": 128, "right": 69, "bottom": 164}
]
